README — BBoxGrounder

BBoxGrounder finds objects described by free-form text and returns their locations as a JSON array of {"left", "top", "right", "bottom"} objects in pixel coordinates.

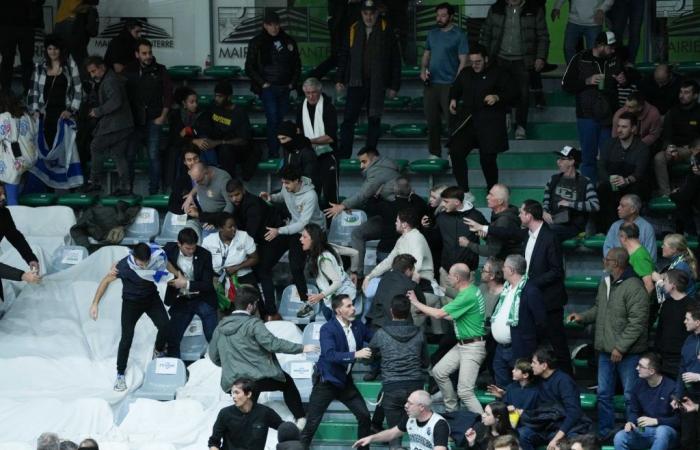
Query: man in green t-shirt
[
  {"left": 619, "top": 222, "right": 654, "bottom": 294},
  {"left": 408, "top": 262, "right": 486, "bottom": 413}
]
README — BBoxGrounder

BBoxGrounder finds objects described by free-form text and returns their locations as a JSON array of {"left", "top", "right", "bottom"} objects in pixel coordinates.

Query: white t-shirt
[
  {"left": 491, "top": 287, "right": 515, "bottom": 345},
  {"left": 202, "top": 230, "right": 256, "bottom": 277}
]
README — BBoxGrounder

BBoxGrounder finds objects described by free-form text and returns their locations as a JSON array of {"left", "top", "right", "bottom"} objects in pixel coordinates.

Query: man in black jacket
[
  {"left": 465, "top": 200, "right": 572, "bottom": 374},
  {"left": 0, "top": 0, "right": 37, "bottom": 93},
  {"left": 461, "top": 184, "right": 521, "bottom": 259},
  {"left": 104, "top": 19, "right": 142, "bottom": 73},
  {"left": 245, "top": 11, "right": 301, "bottom": 159},
  {"left": 276, "top": 121, "right": 320, "bottom": 191},
  {"left": 336, "top": 0, "right": 402, "bottom": 158},
  {"left": 124, "top": 38, "right": 173, "bottom": 194},
  {"left": 163, "top": 227, "right": 218, "bottom": 358}
]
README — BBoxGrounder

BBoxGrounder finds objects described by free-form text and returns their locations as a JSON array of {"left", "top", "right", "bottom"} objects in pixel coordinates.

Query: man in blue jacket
[
  {"left": 672, "top": 304, "right": 700, "bottom": 450},
  {"left": 300, "top": 294, "right": 374, "bottom": 449}
]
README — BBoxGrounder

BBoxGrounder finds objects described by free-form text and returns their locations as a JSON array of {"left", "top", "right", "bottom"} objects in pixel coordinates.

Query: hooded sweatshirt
[
  {"left": 368, "top": 320, "right": 429, "bottom": 390},
  {"left": 209, "top": 311, "right": 304, "bottom": 392},
  {"left": 341, "top": 156, "right": 399, "bottom": 210},
  {"left": 269, "top": 176, "right": 326, "bottom": 235}
]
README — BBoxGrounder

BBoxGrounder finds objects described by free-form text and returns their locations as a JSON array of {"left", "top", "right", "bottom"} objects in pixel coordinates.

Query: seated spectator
[
  {"left": 487, "top": 357, "right": 540, "bottom": 412},
  {"left": 670, "top": 139, "right": 700, "bottom": 236},
  {"left": 489, "top": 254, "right": 546, "bottom": 387},
  {"left": 480, "top": 257, "right": 505, "bottom": 321},
  {"left": 185, "top": 162, "right": 234, "bottom": 234},
  {"left": 618, "top": 223, "right": 655, "bottom": 294},
  {"left": 652, "top": 234, "right": 697, "bottom": 299},
  {"left": 639, "top": 63, "right": 680, "bottom": 116},
  {"left": 670, "top": 304, "right": 700, "bottom": 450},
  {"left": 519, "top": 347, "right": 590, "bottom": 450},
  {"left": 462, "top": 184, "right": 521, "bottom": 260},
  {"left": 166, "top": 88, "right": 203, "bottom": 187},
  {"left": 560, "top": 434, "right": 600, "bottom": 450},
  {"left": 259, "top": 165, "right": 325, "bottom": 318},
  {"left": 568, "top": 247, "right": 649, "bottom": 441},
  {"left": 543, "top": 146, "right": 599, "bottom": 242},
  {"left": 195, "top": 81, "right": 255, "bottom": 178},
  {"left": 603, "top": 194, "right": 657, "bottom": 263},
  {"left": 275, "top": 121, "right": 320, "bottom": 194},
  {"left": 597, "top": 112, "right": 650, "bottom": 230},
  {"left": 437, "top": 186, "right": 487, "bottom": 276},
  {"left": 167, "top": 142, "right": 199, "bottom": 215},
  {"left": 654, "top": 79, "right": 700, "bottom": 196},
  {"left": 300, "top": 223, "right": 356, "bottom": 321},
  {"left": 296, "top": 77, "right": 339, "bottom": 206},
  {"left": 612, "top": 92, "right": 663, "bottom": 149},
  {"left": 654, "top": 271, "right": 696, "bottom": 378},
  {"left": 614, "top": 352, "right": 680, "bottom": 450},
  {"left": 491, "top": 435, "right": 521, "bottom": 450},
  {"left": 465, "top": 401, "right": 518, "bottom": 450},
  {"left": 208, "top": 378, "right": 284, "bottom": 450}
]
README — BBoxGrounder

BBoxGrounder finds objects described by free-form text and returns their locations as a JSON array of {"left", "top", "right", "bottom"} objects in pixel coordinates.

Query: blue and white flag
[
  {"left": 126, "top": 243, "right": 173, "bottom": 283},
  {"left": 29, "top": 117, "right": 84, "bottom": 189}
]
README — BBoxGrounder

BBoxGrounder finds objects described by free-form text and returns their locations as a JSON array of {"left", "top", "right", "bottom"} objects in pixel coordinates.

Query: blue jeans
[
  {"left": 260, "top": 85, "right": 290, "bottom": 158},
  {"left": 576, "top": 118, "right": 612, "bottom": 185},
  {"left": 598, "top": 352, "right": 641, "bottom": 437},
  {"left": 130, "top": 122, "right": 162, "bottom": 194},
  {"left": 608, "top": 0, "right": 645, "bottom": 62},
  {"left": 4, "top": 183, "right": 19, "bottom": 205},
  {"left": 166, "top": 300, "right": 218, "bottom": 359},
  {"left": 613, "top": 425, "right": 679, "bottom": 450},
  {"left": 564, "top": 23, "right": 601, "bottom": 64},
  {"left": 492, "top": 344, "right": 513, "bottom": 388}
]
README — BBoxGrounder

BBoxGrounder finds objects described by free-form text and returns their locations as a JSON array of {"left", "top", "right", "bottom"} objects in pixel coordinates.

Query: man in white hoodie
[
  {"left": 551, "top": 0, "right": 614, "bottom": 63},
  {"left": 260, "top": 164, "right": 326, "bottom": 318}
]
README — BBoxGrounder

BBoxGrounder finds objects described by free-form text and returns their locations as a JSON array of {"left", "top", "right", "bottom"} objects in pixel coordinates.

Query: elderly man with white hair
[{"left": 602, "top": 194, "right": 657, "bottom": 263}]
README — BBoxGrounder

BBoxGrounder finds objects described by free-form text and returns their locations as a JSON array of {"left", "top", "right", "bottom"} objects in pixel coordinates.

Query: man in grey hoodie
[
  {"left": 260, "top": 164, "right": 326, "bottom": 317},
  {"left": 209, "top": 285, "right": 319, "bottom": 430}
]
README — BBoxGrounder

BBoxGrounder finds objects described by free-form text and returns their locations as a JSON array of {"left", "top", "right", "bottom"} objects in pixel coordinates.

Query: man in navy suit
[
  {"left": 163, "top": 227, "right": 218, "bottom": 359},
  {"left": 465, "top": 199, "right": 572, "bottom": 374},
  {"left": 300, "top": 294, "right": 374, "bottom": 449}
]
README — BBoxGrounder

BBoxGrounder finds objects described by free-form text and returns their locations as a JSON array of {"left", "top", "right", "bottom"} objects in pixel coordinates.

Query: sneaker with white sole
[
  {"left": 114, "top": 374, "right": 127, "bottom": 391},
  {"left": 515, "top": 125, "right": 527, "bottom": 140},
  {"left": 295, "top": 417, "right": 307, "bottom": 431},
  {"left": 296, "top": 303, "right": 314, "bottom": 318}
]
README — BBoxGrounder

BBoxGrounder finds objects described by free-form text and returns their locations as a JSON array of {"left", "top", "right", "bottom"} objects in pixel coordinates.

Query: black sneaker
[{"left": 296, "top": 303, "right": 314, "bottom": 318}]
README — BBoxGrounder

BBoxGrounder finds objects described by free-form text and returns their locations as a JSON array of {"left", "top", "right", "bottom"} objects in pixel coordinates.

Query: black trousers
[
  {"left": 217, "top": 143, "right": 260, "bottom": 182},
  {"left": 255, "top": 372, "right": 306, "bottom": 419},
  {"left": 317, "top": 152, "right": 339, "bottom": 207},
  {"left": 449, "top": 144, "right": 499, "bottom": 193},
  {"left": 301, "top": 379, "right": 371, "bottom": 449},
  {"left": 117, "top": 296, "right": 169, "bottom": 374},
  {"left": 671, "top": 173, "right": 700, "bottom": 236},
  {"left": 497, "top": 58, "right": 530, "bottom": 128},
  {"left": 545, "top": 308, "right": 573, "bottom": 375},
  {"left": 680, "top": 408, "right": 700, "bottom": 450},
  {"left": 339, "top": 85, "right": 383, "bottom": 159},
  {"left": 0, "top": 26, "right": 34, "bottom": 93},
  {"left": 255, "top": 233, "right": 307, "bottom": 313}
]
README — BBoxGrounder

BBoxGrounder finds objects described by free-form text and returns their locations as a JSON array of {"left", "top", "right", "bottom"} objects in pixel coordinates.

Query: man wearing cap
[
  {"left": 562, "top": 30, "right": 626, "bottom": 185},
  {"left": 336, "top": 0, "right": 402, "bottom": 159},
  {"left": 194, "top": 81, "right": 255, "bottom": 179},
  {"left": 542, "top": 146, "right": 599, "bottom": 242},
  {"left": 245, "top": 11, "right": 301, "bottom": 159}
]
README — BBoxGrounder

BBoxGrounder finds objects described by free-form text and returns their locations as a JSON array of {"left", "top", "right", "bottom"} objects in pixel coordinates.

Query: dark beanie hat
[
  {"left": 277, "top": 422, "right": 300, "bottom": 442},
  {"left": 214, "top": 81, "right": 232, "bottom": 96},
  {"left": 276, "top": 121, "right": 298, "bottom": 138}
]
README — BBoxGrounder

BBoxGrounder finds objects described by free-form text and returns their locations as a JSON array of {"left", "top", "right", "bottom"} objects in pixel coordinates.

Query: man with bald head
[
  {"left": 409, "top": 263, "right": 486, "bottom": 413},
  {"left": 353, "top": 389, "right": 449, "bottom": 450},
  {"left": 185, "top": 162, "right": 234, "bottom": 231},
  {"left": 640, "top": 63, "right": 681, "bottom": 116},
  {"left": 462, "top": 183, "right": 521, "bottom": 259}
]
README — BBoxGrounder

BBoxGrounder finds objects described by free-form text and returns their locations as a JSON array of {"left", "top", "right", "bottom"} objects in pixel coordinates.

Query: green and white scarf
[{"left": 491, "top": 275, "right": 528, "bottom": 327}]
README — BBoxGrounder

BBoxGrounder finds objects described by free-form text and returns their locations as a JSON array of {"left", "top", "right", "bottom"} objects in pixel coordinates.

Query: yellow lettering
[{"left": 212, "top": 114, "right": 231, "bottom": 126}]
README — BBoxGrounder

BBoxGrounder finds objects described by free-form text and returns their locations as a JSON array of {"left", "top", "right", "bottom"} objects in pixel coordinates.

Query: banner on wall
[
  {"left": 656, "top": 0, "right": 694, "bottom": 17},
  {"left": 665, "top": 2, "right": 700, "bottom": 61}
]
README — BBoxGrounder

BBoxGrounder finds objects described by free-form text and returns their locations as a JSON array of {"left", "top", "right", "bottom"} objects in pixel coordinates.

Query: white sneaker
[
  {"left": 515, "top": 126, "right": 527, "bottom": 140},
  {"left": 428, "top": 154, "right": 440, "bottom": 160},
  {"left": 296, "top": 417, "right": 307, "bottom": 431},
  {"left": 114, "top": 374, "right": 127, "bottom": 391}
]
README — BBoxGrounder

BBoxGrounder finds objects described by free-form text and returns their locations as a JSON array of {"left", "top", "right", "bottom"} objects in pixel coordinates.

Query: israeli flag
[{"left": 29, "top": 117, "right": 84, "bottom": 189}]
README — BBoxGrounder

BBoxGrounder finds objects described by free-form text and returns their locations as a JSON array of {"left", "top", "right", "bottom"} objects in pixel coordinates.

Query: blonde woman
[{"left": 652, "top": 233, "right": 697, "bottom": 298}]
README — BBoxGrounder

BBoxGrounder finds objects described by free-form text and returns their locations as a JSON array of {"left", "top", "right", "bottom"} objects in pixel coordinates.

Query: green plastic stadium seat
[
  {"left": 141, "top": 194, "right": 170, "bottom": 209},
  {"left": 562, "top": 238, "right": 581, "bottom": 249},
  {"left": 167, "top": 65, "right": 202, "bottom": 79},
  {"left": 580, "top": 393, "right": 597, "bottom": 410},
  {"left": 409, "top": 158, "right": 449, "bottom": 173},
  {"left": 56, "top": 193, "right": 98, "bottom": 208},
  {"left": 582, "top": 235, "right": 605, "bottom": 250},
  {"left": 401, "top": 65, "right": 421, "bottom": 77},
  {"left": 339, "top": 159, "right": 362, "bottom": 173},
  {"left": 384, "top": 96, "right": 411, "bottom": 109},
  {"left": 99, "top": 195, "right": 142, "bottom": 207},
  {"left": 648, "top": 196, "right": 676, "bottom": 212},
  {"left": 565, "top": 275, "right": 600, "bottom": 290},
  {"left": 476, "top": 389, "right": 497, "bottom": 405},
  {"left": 258, "top": 159, "right": 282, "bottom": 173},
  {"left": 614, "top": 395, "right": 626, "bottom": 413},
  {"left": 677, "top": 61, "right": 700, "bottom": 73},
  {"left": 19, "top": 193, "right": 57, "bottom": 207},
  {"left": 198, "top": 95, "right": 214, "bottom": 106},
  {"left": 202, "top": 65, "right": 241, "bottom": 78},
  {"left": 251, "top": 123, "right": 267, "bottom": 137},
  {"left": 231, "top": 95, "right": 255, "bottom": 108},
  {"left": 391, "top": 123, "right": 427, "bottom": 138},
  {"left": 356, "top": 381, "right": 382, "bottom": 399},
  {"left": 572, "top": 358, "right": 589, "bottom": 368},
  {"left": 394, "top": 159, "right": 409, "bottom": 172}
]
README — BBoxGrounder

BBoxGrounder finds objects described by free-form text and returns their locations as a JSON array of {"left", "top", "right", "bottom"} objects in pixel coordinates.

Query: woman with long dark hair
[
  {"left": 465, "top": 401, "right": 518, "bottom": 450},
  {"left": 300, "top": 223, "right": 356, "bottom": 320}
]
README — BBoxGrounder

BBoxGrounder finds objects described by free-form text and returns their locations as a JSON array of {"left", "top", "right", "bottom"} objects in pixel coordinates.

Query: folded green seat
[
  {"left": 202, "top": 65, "right": 241, "bottom": 78},
  {"left": 339, "top": 159, "right": 362, "bottom": 173},
  {"left": 391, "top": 123, "right": 428, "bottom": 138},
  {"left": 648, "top": 196, "right": 676, "bottom": 212},
  {"left": 565, "top": 275, "right": 600, "bottom": 290},
  {"left": 141, "top": 194, "right": 170, "bottom": 209},
  {"left": 100, "top": 195, "right": 142, "bottom": 207},
  {"left": 56, "top": 193, "right": 98, "bottom": 208},
  {"left": 167, "top": 65, "right": 201, "bottom": 79},
  {"left": 19, "top": 193, "right": 57, "bottom": 207}
]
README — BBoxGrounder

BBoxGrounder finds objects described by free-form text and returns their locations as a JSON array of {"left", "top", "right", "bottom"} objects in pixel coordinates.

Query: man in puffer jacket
[{"left": 209, "top": 285, "right": 319, "bottom": 429}]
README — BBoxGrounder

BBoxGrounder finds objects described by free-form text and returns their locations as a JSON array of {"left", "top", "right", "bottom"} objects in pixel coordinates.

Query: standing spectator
[
  {"left": 562, "top": 31, "right": 624, "bottom": 184},
  {"left": 104, "top": 20, "right": 142, "bottom": 73},
  {"left": 465, "top": 200, "right": 573, "bottom": 375},
  {"left": 490, "top": 254, "right": 546, "bottom": 387},
  {"left": 543, "top": 146, "right": 599, "bottom": 242},
  {"left": 436, "top": 186, "right": 487, "bottom": 274},
  {"left": 597, "top": 112, "right": 650, "bottom": 229},
  {"left": 568, "top": 247, "right": 650, "bottom": 441},
  {"left": 123, "top": 38, "right": 173, "bottom": 194},
  {"left": 463, "top": 184, "right": 522, "bottom": 259},
  {"left": 480, "top": 257, "right": 505, "bottom": 321},
  {"left": 208, "top": 285, "right": 318, "bottom": 427},
  {"left": 448, "top": 45, "right": 514, "bottom": 192},
  {"left": 0, "top": 0, "right": 35, "bottom": 94},
  {"left": 163, "top": 228, "right": 218, "bottom": 358},
  {"left": 296, "top": 77, "right": 339, "bottom": 206},
  {"left": 606, "top": 0, "right": 644, "bottom": 62},
  {"left": 276, "top": 121, "right": 320, "bottom": 191},
  {"left": 465, "top": 401, "right": 519, "bottom": 450},
  {"left": 409, "top": 263, "right": 486, "bottom": 414},
  {"left": 479, "top": 0, "right": 550, "bottom": 140},
  {"left": 300, "top": 295, "right": 374, "bottom": 449},
  {"left": 185, "top": 162, "right": 234, "bottom": 231},
  {"left": 306, "top": 0, "right": 361, "bottom": 81},
  {"left": 613, "top": 351, "right": 681, "bottom": 450},
  {"left": 245, "top": 11, "right": 301, "bottom": 159},
  {"left": 259, "top": 165, "right": 325, "bottom": 318},
  {"left": 551, "top": 0, "right": 612, "bottom": 64},
  {"left": 671, "top": 304, "right": 700, "bottom": 450},
  {"left": 53, "top": 0, "right": 99, "bottom": 75},
  {"left": 208, "top": 378, "right": 283, "bottom": 450},
  {"left": 81, "top": 56, "right": 134, "bottom": 196},
  {"left": 166, "top": 88, "right": 202, "bottom": 186},
  {"left": 618, "top": 223, "right": 655, "bottom": 294},
  {"left": 639, "top": 64, "right": 681, "bottom": 116},
  {"left": 654, "top": 79, "right": 700, "bottom": 197},
  {"left": 670, "top": 139, "right": 700, "bottom": 236},
  {"left": 612, "top": 92, "right": 663, "bottom": 149},
  {"left": 422, "top": 185, "right": 447, "bottom": 274},
  {"left": 335, "top": 0, "right": 402, "bottom": 158},
  {"left": 652, "top": 234, "right": 697, "bottom": 299},
  {"left": 603, "top": 194, "right": 657, "bottom": 262},
  {"left": 420, "top": 2, "right": 468, "bottom": 158}
]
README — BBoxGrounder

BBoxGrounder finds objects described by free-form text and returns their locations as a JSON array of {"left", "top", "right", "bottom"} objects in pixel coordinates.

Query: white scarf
[
  {"left": 127, "top": 243, "right": 172, "bottom": 283},
  {"left": 302, "top": 95, "right": 332, "bottom": 155}
]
